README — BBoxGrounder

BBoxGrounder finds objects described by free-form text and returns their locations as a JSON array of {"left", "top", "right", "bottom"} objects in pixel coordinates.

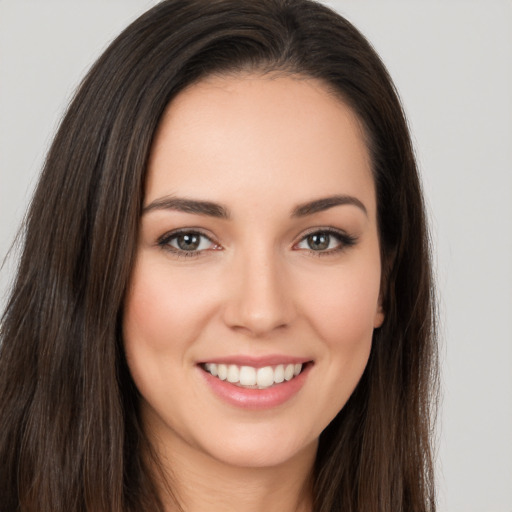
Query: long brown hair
[{"left": 0, "top": 1, "right": 438, "bottom": 510}]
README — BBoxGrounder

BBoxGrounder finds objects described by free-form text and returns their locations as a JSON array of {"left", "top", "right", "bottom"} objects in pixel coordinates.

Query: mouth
[{"left": 201, "top": 362, "right": 308, "bottom": 389}]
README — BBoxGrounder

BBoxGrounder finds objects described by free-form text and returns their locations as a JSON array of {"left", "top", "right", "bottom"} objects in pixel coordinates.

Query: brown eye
[
  {"left": 295, "top": 229, "right": 357, "bottom": 254},
  {"left": 306, "top": 232, "right": 331, "bottom": 251},
  {"left": 159, "top": 231, "right": 218, "bottom": 254},
  {"left": 175, "top": 233, "right": 201, "bottom": 251}
]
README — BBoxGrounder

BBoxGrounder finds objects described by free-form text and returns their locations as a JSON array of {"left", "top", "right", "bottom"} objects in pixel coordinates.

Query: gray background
[{"left": 1, "top": 1, "right": 511, "bottom": 510}]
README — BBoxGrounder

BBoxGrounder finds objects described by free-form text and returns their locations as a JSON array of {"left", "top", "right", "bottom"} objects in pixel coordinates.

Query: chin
[{"left": 196, "top": 427, "right": 318, "bottom": 470}]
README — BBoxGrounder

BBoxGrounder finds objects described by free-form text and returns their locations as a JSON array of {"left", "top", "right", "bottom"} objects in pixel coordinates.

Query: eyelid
[
  {"left": 157, "top": 228, "right": 221, "bottom": 257},
  {"left": 293, "top": 227, "right": 358, "bottom": 254},
  {"left": 155, "top": 226, "right": 357, "bottom": 258}
]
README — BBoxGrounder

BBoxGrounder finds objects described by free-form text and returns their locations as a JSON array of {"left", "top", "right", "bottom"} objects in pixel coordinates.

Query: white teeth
[
  {"left": 227, "top": 365, "right": 239, "bottom": 383},
  {"left": 274, "top": 364, "right": 285, "bottom": 383},
  {"left": 239, "top": 366, "right": 257, "bottom": 386},
  {"left": 284, "top": 364, "right": 294, "bottom": 381},
  {"left": 256, "top": 366, "right": 274, "bottom": 388},
  {"left": 217, "top": 364, "right": 227, "bottom": 380},
  {"left": 205, "top": 363, "right": 218, "bottom": 377},
  {"left": 203, "top": 362, "right": 304, "bottom": 388}
]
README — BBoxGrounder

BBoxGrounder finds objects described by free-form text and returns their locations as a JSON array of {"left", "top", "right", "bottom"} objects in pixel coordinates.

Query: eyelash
[
  {"left": 293, "top": 228, "right": 358, "bottom": 257},
  {"left": 157, "top": 229, "right": 219, "bottom": 258},
  {"left": 157, "top": 227, "right": 358, "bottom": 258}
]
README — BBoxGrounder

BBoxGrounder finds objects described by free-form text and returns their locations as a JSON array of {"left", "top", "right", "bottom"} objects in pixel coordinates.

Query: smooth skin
[{"left": 123, "top": 73, "right": 384, "bottom": 512}]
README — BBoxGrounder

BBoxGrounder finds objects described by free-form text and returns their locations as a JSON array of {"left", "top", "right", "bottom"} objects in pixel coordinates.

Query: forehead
[{"left": 146, "top": 73, "right": 375, "bottom": 216}]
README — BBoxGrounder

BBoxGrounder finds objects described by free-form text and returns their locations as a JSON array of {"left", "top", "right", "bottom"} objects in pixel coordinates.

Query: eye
[
  {"left": 158, "top": 230, "right": 219, "bottom": 255},
  {"left": 295, "top": 229, "right": 357, "bottom": 254}
]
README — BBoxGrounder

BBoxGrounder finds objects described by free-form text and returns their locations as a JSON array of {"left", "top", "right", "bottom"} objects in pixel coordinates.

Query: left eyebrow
[
  {"left": 142, "top": 196, "right": 230, "bottom": 218},
  {"left": 291, "top": 195, "right": 368, "bottom": 218}
]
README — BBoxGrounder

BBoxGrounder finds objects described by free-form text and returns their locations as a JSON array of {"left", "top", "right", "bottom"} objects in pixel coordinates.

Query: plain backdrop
[{"left": 1, "top": 1, "right": 511, "bottom": 511}]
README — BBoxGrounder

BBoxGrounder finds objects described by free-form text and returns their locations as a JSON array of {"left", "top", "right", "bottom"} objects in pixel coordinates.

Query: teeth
[
  {"left": 284, "top": 364, "right": 294, "bottom": 381},
  {"left": 203, "top": 362, "right": 303, "bottom": 388},
  {"left": 239, "top": 366, "right": 256, "bottom": 386},
  {"left": 227, "top": 365, "right": 239, "bottom": 383},
  {"left": 274, "top": 364, "right": 285, "bottom": 383},
  {"left": 217, "top": 364, "right": 227, "bottom": 381},
  {"left": 204, "top": 363, "right": 218, "bottom": 377},
  {"left": 256, "top": 366, "right": 274, "bottom": 388}
]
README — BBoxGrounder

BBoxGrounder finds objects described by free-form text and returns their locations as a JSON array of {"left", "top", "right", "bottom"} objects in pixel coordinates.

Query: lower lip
[{"left": 199, "top": 363, "right": 312, "bottom": 410}]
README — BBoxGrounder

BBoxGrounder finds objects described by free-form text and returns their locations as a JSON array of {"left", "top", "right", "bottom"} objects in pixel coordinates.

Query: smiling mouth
[{"left": 201, "top": 362, "right": 307, "bottom": 389}]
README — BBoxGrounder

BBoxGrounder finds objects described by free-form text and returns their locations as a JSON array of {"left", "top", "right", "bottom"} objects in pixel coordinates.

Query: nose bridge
[{"left": 223, "top": 241, "right": 293, "bottom": 336}]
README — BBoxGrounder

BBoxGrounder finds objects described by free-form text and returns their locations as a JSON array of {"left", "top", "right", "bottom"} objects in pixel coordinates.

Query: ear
[
  {"left": 374, "top": 244, "right": 395, "bottom": 329},
  {"left": 373, "top": 302, "right": 385, "bottom": 328}
]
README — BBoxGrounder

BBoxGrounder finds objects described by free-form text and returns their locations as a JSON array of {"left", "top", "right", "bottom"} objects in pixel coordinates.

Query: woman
[{"left": 0, "top": 0, "right": 438, "bottom": 511}]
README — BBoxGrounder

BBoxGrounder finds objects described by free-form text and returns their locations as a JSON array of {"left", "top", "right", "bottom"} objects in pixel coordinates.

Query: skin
[{"left": 123, "top": 73, "right": 384, "bottom": 512}]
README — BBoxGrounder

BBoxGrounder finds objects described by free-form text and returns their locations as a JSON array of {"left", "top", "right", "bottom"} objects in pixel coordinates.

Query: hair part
[{"left": 0, "top": 1, "right": 438, "bottom": 511}]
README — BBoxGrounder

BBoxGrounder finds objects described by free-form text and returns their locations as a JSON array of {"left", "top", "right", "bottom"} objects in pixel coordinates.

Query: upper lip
[{"left": 197, "top": 355, "right": 312, "bottom": 368}]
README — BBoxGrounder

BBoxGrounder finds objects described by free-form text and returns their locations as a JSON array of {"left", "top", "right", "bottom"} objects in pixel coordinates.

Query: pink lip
[{"left": 199, "top": 362, "right": 312, "bottom": 410}]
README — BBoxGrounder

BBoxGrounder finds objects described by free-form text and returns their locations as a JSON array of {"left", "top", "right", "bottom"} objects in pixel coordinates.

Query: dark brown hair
[{"left": 0, "top": 1, "right": 438, "bottom": 510}]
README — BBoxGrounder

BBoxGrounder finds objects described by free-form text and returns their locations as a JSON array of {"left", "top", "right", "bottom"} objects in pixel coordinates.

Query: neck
[{"left": 148, "top": 429, "right": 316, "bottom": 512}]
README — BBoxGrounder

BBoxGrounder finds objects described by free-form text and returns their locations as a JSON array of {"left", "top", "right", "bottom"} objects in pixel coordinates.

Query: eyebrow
[
  {"left": 142, "top": 196, "right": 230, "bottom": 218},
  {"left": 142, "top": 194, "right": 367, "bottom": 219},
  {"left": 292, "top": 195, "right": 367, "bottom": 217}
]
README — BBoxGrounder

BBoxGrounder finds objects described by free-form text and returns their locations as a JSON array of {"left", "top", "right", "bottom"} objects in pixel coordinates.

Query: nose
[{"left": 222, "top": 249, "right": 295, "bottom": 337}]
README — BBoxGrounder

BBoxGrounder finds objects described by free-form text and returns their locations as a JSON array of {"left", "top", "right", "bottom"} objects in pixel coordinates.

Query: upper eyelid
[
  {"left": 300, "top": 226, "right": 345, "bottom": 235},
  {"left": 157, "top": 230, "right": 220, "bottom": 258},
  {"left": 156, "top": 226, "right": 355, "bottom": 250},
  {"left": 295, "top": 226, "right": 351, "bottom": 240},
  {"left": 293, "top": 227, "right": 358, "bottom": 250},
  {"left": 158, "top": 228, "right": 216, "bottom": 244}
]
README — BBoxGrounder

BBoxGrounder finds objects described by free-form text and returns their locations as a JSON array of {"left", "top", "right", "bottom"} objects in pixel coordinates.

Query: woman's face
[{"left": 123, "top": 74, "right": 384, "bottom": 469}]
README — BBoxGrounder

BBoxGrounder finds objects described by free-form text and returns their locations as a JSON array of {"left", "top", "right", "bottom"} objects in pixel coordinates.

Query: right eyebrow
[
  {"left": 142, "top": 196, "right": 230, "bottom": 219},
  {"left": 291, "top": 194, "right": 368, "bottom": 218}
]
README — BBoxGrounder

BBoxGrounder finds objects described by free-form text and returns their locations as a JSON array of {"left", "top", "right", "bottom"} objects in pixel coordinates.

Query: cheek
[
  {"left": 298, "top": 259, "right": 382, "bottom": 351},
  {"left": 122, "top": 256, "right": 222, "bottom": 419},
  {"left": 287, "top": 260, "right": 381, "bottom": 435},
  {"left": 313, "top": 285, "right": 376, "bottom": 384},
  {"left": 123, "top": 256, "right": 218, "bottom": 357}
]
